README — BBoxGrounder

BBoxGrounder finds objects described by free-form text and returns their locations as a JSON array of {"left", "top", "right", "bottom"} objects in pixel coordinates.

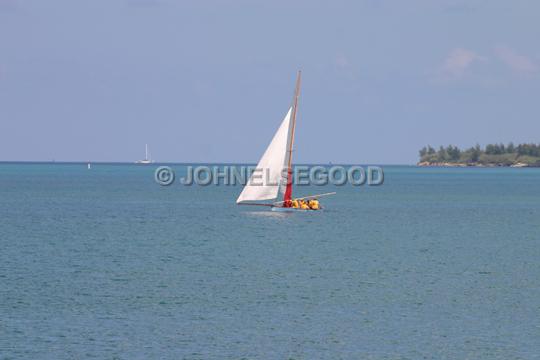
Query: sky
[{"left": 1, "top": 0, "right": 539, "bottom": 164}]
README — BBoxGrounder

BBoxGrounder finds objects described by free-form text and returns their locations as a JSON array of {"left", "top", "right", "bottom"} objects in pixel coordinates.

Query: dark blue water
[{"left": 1, "top": 164, "right": 539, "bottom": 359}]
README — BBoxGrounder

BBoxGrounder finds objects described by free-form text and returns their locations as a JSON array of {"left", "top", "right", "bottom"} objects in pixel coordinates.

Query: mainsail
[
  {"left": 236, "top": 71, "right": 301, "bottom": 206},
  {"left": 236, "top": 107, "right": 293, "bottom": 203}
]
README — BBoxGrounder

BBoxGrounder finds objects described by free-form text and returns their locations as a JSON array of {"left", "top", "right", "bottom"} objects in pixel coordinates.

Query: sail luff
[{"left": 282, "top": 71, "right": 301, "bottom": 205}]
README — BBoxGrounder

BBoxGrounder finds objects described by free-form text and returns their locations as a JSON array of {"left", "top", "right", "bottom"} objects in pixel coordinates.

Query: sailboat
[
  {"left": 135, "top": 144, "right": 152, "bottom": 164},
  {"left": 236, "top": 71, "right": 335, "bottom": 211}
]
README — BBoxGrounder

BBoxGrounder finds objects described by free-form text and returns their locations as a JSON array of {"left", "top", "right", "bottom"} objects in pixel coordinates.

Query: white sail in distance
[{"left": 236, "top": 108, "right": 292, "bottom": 203}]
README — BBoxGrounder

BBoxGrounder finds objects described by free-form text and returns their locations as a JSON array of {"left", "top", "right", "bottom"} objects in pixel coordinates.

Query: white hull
[{"left": 136, "top": 144, "right": 152, "bottom": 164}]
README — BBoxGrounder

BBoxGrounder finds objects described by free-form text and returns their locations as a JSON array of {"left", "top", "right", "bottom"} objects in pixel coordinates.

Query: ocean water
[{"left": 1, "top": 163, "right": 539, "bottom": 359}]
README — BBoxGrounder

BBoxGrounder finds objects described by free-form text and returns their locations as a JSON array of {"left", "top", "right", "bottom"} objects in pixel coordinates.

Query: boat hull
[{"left": 271, "top": 206, "right": 321, "bottom": 212}]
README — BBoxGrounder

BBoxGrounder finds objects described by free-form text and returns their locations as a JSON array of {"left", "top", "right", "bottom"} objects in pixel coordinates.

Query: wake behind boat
[{"left": 236, "top": 71, "right": 335, "bottom": 211}]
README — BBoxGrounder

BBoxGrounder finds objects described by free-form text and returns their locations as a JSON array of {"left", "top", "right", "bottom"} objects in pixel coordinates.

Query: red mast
[{"left": 283, "top": 71, "right": 301, "bottom": 207}]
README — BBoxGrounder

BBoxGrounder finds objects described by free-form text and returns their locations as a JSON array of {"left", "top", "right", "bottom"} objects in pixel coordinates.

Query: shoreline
[{"left": 417, "top": 161, "right": 533, "bottom": 168}]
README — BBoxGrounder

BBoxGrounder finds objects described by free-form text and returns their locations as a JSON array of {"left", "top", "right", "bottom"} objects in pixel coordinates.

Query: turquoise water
[{"left": 1, "top": 164, "right": 539, "bottom": 359}]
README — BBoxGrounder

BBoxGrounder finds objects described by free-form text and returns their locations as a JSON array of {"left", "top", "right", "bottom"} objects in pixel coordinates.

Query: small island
[{"left": 418, "top": 143, "right": 540, "bottom": 167}]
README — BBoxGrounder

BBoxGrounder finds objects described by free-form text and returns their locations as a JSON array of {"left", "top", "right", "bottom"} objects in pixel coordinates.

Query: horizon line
[{"left": 0, "top": 160, "right": 413, "bottom": 166}]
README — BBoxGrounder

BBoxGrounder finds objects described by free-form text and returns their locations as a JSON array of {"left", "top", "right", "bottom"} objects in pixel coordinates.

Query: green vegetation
[{"left": 418, "top": 143, "right": 540, "bottom": 167}]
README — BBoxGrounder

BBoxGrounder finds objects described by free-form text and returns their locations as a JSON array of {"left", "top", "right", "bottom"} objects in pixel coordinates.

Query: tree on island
[
  {"left": 418, "top": 142, "right": 540, "bottom": 166},
  {"left": 419, "top": 145, "right": 437, "bottom": 158}
]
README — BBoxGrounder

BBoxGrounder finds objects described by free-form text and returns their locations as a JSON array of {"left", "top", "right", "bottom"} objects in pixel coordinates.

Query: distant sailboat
[
  {"left": 87, "top": 162, "right": 91, "bottom": 169},
  {"left": 135, "top": 144, "right": 152, "bottom": 164},
  {"left": 236, "top": 71, "right": 335, "bottom": 211}
]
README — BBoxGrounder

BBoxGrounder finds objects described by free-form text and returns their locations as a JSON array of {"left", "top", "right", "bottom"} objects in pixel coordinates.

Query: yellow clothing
[
  {"left": 291, "top": 200, "right": 299, "bottom": 208},
  {"left": 310, "top": 200, "right": 320, "bottom": 210},
  {"left": 300, "top": 201, "right": 310, "bottom": 210}
]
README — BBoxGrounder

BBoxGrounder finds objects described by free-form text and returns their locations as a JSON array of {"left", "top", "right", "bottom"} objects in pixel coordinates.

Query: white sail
[{"left": 236, "top": 108, "right": 292, "bottom": 203}]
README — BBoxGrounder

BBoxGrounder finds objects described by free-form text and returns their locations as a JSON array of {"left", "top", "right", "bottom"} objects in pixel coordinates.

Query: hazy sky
[{"left": 1, "top": 0, "right": 539, "bottom": 164}]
